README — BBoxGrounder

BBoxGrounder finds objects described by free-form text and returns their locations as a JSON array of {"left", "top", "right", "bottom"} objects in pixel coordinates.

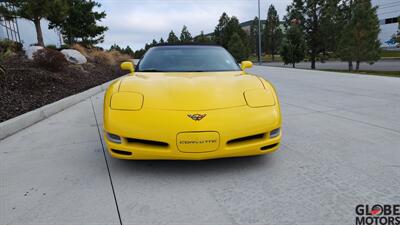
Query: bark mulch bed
[{"left": 0, "top": 54, "right": 126, "bottom": 122}]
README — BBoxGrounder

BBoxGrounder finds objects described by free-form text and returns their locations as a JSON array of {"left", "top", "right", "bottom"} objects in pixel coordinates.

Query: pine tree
[
  {"left": 124, "top": 45, "right": 134, "bottom": 56},
  {"left": 194, "top": 31, "right": 212, "bottom": 43},
  {"left": 337, "top": 0, "right": 381, "bottom": 71},
  {"left": 337, "top": 0, "right": 355, "bottom": 71},
  {"left": 228, "top": 32, "right": 249, "bottom": 62},
  {"left": 180, "top": 25, "right": 192, "bottom": 43},
  {"left": 249, "top": 17, "right": 260, "bottom": 56},
  {"left": 214, "top": 12, "right": 230, "bottom": 46},
  {"left": 109, "top": 44, "right": 122, "bottom": 52},
  {"left": 49, "top": 0, "right": 108, "bottom": 46},
  {"left": 159, "top": 38, "right": 165, "bottom": 44},
  {"left": 304, "top": 0, "right": 324, "bottom": 69},
  {"left": 264, "top": 5, "right": 283, "bottom": 61},
  {"left": 0, "top": 0, "right": 69, "bottom": 46},
  {"left": 280, "top": 23, "right": 306, "bottom": 68},
  {"left": 283, "top": 0, "right": 305, "bottom": 29},
  {"left": 214, "top": 13, "right": 249, "bottom": 56},
  {"left": 320, "top": 0, "right": 342, "bottom": 60},
  {"left": 167, "top": 30, "right": 179, "bottom": 43},
  {"left": 134, "top": 48, "right": 146, "bottom": 59}
]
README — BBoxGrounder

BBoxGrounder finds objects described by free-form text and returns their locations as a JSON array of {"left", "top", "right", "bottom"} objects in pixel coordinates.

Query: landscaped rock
[
  {"left": 25, "top": 46, "right": 43, "bottom": 60},
  {"left": 61, "top": 49, "right": 87, "bottom": 64}
]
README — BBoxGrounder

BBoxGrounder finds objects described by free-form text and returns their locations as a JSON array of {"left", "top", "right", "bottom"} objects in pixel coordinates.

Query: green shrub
[
  {"left": 33, "top": 48, "right": 67, "bottom": 72},
  {"left": 60, "top": 44, "right": 70, "bottom": 50},
  {"left": 45, "top": 44, "right": 58, "bottom": 50},
  {"left": 0, "top": 39, "right": 23, "bottom": 53}
]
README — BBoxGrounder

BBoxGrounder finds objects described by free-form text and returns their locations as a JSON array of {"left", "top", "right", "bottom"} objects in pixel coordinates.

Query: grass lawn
[
  {"left": 249, "top": 54, "right": 282, "bottom": 63},
  {"left": 381, "top": 50, "right": 400, "bottom": 58},
  {"left": 321, "top": 69, "right": 400, "bottom": 78}
]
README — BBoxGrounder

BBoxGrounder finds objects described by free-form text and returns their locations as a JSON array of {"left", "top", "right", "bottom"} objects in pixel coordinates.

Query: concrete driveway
[{"left": 1, "top": 66, "right": 400, "bottom": 225}]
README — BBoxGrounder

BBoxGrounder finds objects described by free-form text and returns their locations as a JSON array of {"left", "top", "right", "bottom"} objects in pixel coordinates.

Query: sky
[{"left": 96, "top": 0, "right": 292, "bottom": 50}]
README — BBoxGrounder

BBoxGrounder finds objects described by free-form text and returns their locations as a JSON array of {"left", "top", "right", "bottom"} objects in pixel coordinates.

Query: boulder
[
  {"left": 25, "top": 46, "right": 43, "bottom": 60},
  {"left": 61, "top": 49, "right": 87, "bottom": 64}
]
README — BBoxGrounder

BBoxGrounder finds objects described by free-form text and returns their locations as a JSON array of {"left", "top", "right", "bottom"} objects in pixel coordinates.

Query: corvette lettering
[{"left": 179, "top": 140, "right": 217, "bottom": 144}]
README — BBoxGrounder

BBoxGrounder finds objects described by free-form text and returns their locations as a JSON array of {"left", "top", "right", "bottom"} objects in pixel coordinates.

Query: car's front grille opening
[
  {"left": 111, "top": 149, "right": 132, "bottom": 156},
  {"left": 260, "top": 143, "right": 279, "bottom": 151},
  {"left": 227, "top": 133, "right": 266, "bottom": 145},
  {"left": 126, "top": 138, "right": 169, "bottom": 148}
]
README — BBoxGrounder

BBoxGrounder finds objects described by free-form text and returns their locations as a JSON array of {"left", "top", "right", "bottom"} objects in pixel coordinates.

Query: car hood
[{"left": 118, "top": 71, "right": 264, "bottom": 110}]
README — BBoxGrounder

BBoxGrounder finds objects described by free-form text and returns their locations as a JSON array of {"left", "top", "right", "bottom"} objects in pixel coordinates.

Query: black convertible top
[{"left": 153, "top": 43, "right": 221, "bottom": 47}]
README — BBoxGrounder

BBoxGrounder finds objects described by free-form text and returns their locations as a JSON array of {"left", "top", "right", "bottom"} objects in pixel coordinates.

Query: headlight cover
[
  {"left": 110, "top": 92, "right": 143, "bottom": 110},
  {"left": 106, "top": 132, "right": 122, "bottom": 143},
  {"left": 244, "top": 89, "right": 275, "bottom": 107}
]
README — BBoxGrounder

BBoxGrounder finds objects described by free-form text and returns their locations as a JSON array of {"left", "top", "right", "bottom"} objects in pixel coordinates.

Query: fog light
[
  {"left": 269, "top": 128, "right": 280, "bottom": 138},
  {"left": 106, "top": 132, "right": 121, "bottom": 144}
]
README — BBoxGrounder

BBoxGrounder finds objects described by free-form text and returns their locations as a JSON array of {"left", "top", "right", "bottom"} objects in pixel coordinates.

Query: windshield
[{"left": 137, "top": 45, "right": 241, "bottom": 72}]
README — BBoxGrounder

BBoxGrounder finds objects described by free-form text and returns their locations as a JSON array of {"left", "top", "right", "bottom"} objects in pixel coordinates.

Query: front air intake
[
  {"left": 111, "top": 149, "right": 132, "bottom": 156},
  {"left": 227, "top": 133, "right": 266, "bottom": 145},
  {"left": 260, "top": 143, "right": 279, "bottom": 150},
  {"left": 126, "top": 138, "right": 169, "bottom": 148}
]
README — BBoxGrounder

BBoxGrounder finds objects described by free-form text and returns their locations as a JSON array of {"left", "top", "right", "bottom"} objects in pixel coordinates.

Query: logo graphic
[
  {"left": 371, "top": 205, "right": 383, "bottom": 216},
  {"left": 187, "top": 114, "right": 206, "bottom": 121},
  {"left": 355, "top": 204, "right": 400, "bottom": 225}
]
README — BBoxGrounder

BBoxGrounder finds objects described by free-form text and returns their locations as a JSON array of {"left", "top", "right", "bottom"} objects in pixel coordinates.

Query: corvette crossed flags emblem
[{"left": 187, "top": 114, "right": 207, "bottom": 121}]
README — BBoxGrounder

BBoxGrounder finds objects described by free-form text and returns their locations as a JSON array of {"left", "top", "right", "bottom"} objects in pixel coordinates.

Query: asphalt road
[
  {"left": 263, "top": 59, "right": 400, "bottom": 71},
  {"left": 1, "top": 66, "right": 400, "bottom": 225}
]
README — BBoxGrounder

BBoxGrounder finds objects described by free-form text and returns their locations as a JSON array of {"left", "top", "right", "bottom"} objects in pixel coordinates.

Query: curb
[{"left": 0, "top": 79, "right": 118, "bottom": 141}]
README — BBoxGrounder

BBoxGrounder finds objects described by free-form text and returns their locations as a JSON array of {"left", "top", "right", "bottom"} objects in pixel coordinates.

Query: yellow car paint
[
  {"left": 120, "top": 61, "right": 134, "bottom": 73},
  {"left": 244, "top": 89, "right": 276, "bottom": 107},
  {"left": 103, "top": 63, "right": 282, "bottom": 160},
  {"left": 110, "top": 92, "right": 143, "bottom": 110}
]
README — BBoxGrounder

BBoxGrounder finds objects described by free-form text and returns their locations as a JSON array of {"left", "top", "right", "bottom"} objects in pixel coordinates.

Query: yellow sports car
[{"left": 103, "top": 44, "right": 281, "bottom": 160}]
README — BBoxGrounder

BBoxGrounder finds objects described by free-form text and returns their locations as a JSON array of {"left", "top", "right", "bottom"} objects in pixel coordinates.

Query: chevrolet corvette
[{"left": 103, "top": 44, "right": 281, "bottom": 160}]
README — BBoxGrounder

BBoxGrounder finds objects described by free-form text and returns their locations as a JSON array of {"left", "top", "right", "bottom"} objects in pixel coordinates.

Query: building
[
  {"left": 373, "top": 0, "right": 399, "bottom": 47},
  {"left": 238, "top": 19, "right": 266, "bottom": 34}
]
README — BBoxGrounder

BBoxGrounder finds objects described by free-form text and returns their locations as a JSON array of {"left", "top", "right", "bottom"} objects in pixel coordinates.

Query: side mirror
[
  {"left": 120, "top": 61, "right": 135, "bottom": 74},
  {"left": 241, "top": 61, "right": 253, "bottom": 70}
]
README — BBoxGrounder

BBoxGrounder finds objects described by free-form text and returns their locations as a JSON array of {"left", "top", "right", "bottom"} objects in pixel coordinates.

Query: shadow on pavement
[{"left": 108, "top": 154, "right": 276, "bottom": 177}]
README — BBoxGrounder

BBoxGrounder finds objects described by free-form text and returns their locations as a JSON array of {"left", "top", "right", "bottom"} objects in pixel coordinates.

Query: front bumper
[{"left": 103, "top": 106, "right": 281, "bottom": 160}]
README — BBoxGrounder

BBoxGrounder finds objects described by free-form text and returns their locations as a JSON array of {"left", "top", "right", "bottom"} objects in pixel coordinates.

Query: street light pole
[{"left": 258, "top": 0, "right": 262, "bottom": 65}]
